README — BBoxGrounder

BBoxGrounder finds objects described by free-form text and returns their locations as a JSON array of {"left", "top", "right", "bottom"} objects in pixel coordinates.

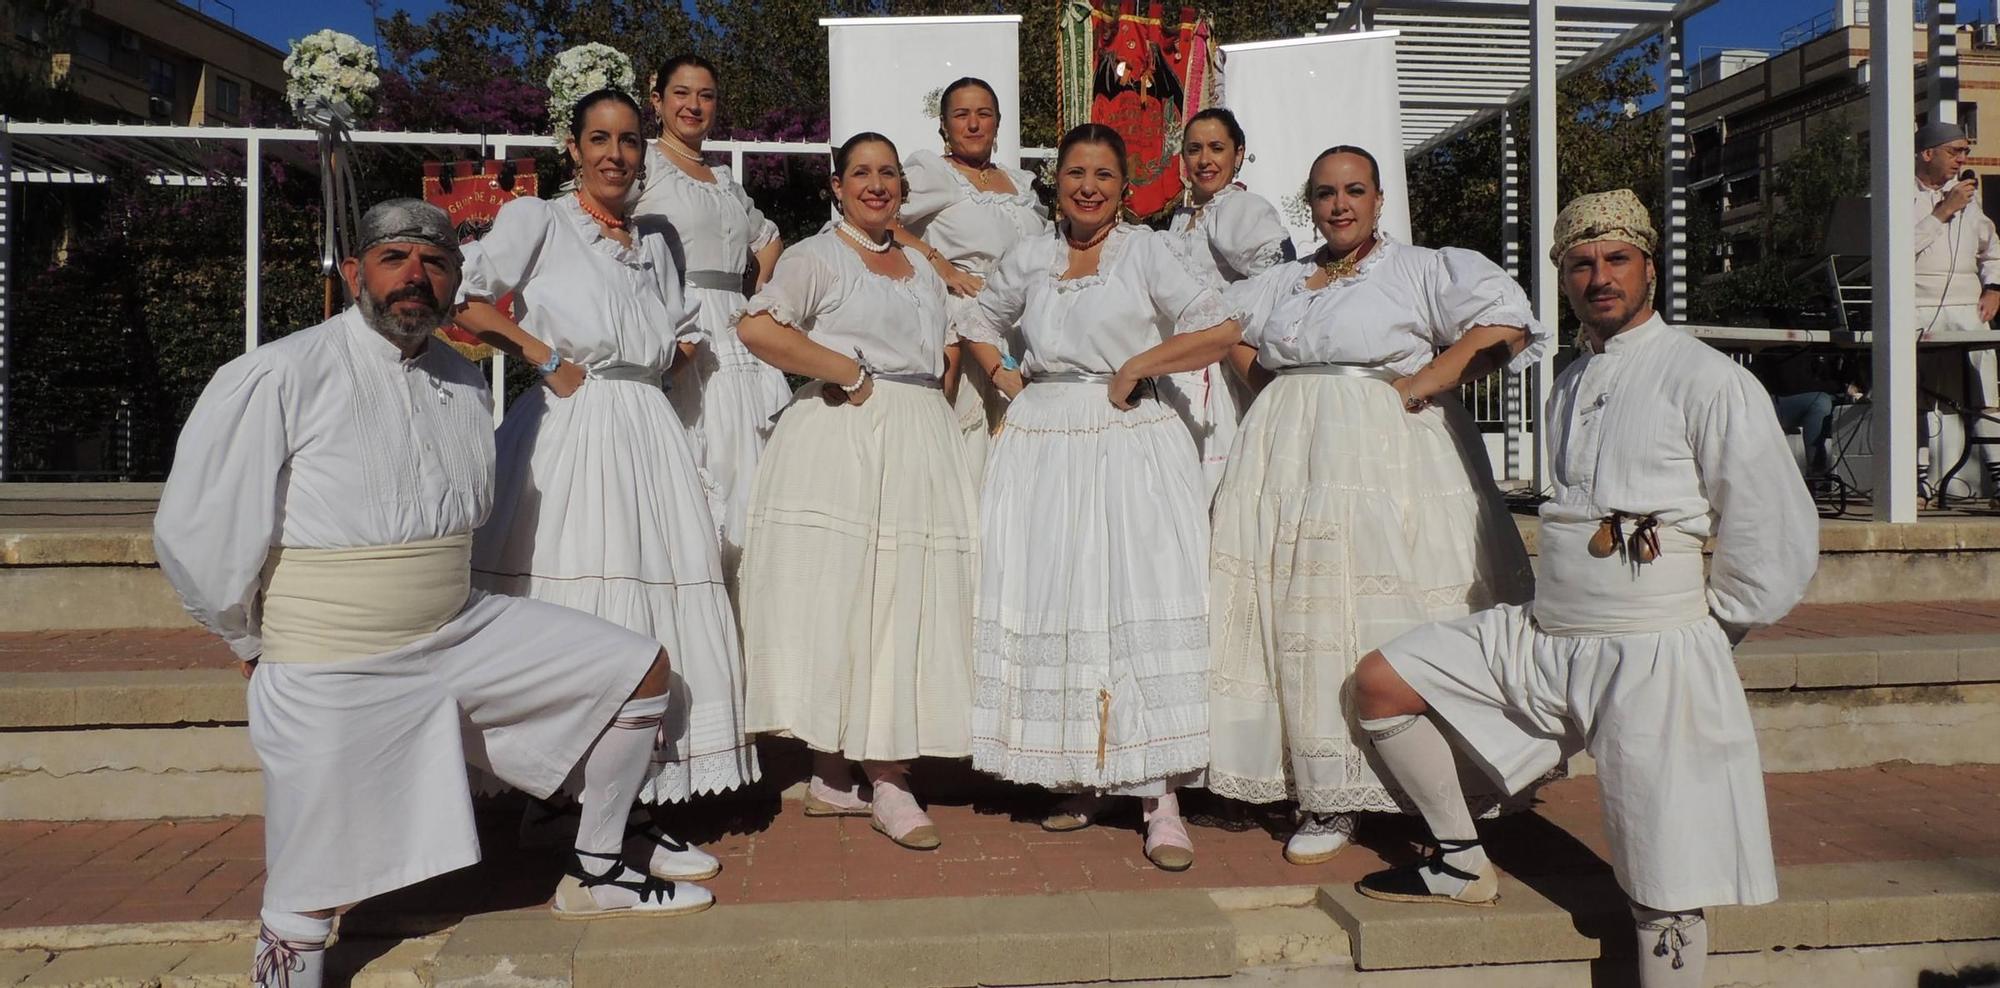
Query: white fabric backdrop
[
  {"left": 823, "top": 16, "right": 1023, "bottom": 166},
  {"left": 1221, "top": 31, "right": 1410, "bottom": 252}
]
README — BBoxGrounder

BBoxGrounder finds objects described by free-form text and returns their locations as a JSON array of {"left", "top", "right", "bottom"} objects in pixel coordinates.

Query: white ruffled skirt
[
  {"left": 668, "top": 285, "right": 794, "bottom": 578},
  {"left": 739, "top": 380, "right": 980, "bottom": 762},
  {"left": 1206, "top": 371, "right": 1533, "bottom": 814},
  {"left": 1163, "top": 363, "right": 1252, "bottom": 501},
  {"left": 473, "top": 374, "right": 759, "bottom": 802},
  {"left": 971, "top": 381, "right": 1211, "bottom": 795}
]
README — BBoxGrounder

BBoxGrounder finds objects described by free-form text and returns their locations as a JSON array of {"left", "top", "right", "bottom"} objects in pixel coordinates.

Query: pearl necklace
[
  {"left": 838, "top": 220, "right": 894, "bottom": 253},
  {"left": 573, "top": 191, "right": 625, "bottom": 230},
  {"left": 1065, "top": 220, "right": 1115, "bottom": 252},
  {"left": 658, "top": 132, "right": 704, "bottom": 163}
]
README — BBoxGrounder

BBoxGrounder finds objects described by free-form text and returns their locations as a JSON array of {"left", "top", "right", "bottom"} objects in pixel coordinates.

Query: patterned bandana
[
  {"left": 1549, "top": 189, "right": 1657, "bottom": 265},
  {"left": 357, "top": 198, "right": 461, "bottom": 259}
]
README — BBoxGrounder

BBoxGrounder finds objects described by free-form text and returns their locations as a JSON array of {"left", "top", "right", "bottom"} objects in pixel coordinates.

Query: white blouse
[
  {"left": 900, "top": 149, "right": 1050, "bottom": 276},
  {"left": 1225, "top": 236, "right": 1550, "bottom": 377},
  {"left": 1165, "top": 183, "right": 1293, "bottom": 287},
  {"left": 633, "top": 145, "right": 779, "bottom": 279},
  {"left": 961, "top": 225, "right": 1234, "bottom": 375},
  {"left": 741, "top": 232, "right": 952, "bottom": 377},
  {"left": 457, "top": 195, "right": 698, "bottom": 373},
  {"left": 153, "top": 310, "right": 496, "bottom": 660}
]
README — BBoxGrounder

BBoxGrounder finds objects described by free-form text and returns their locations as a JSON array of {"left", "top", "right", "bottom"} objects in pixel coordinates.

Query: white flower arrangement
[
  {"left": 546, "top": 43, "right": 637, "bottom": 140},
  {"left": 284, "top": 29, "right": 380, "bottom": 121}
]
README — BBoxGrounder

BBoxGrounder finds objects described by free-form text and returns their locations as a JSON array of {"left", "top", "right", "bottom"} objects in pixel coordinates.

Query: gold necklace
[
  {"left": 946, "top": 152, "right": 996, "bottom": 189},
  {"left": 1315, "top": 237, "right": 1377, "bottom": 281}
]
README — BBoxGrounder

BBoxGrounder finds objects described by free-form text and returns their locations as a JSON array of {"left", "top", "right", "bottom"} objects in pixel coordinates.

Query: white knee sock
[
  {"left": 1632, "top": 906, "right": 1706, "bottom": 987},
  {"left": 254, "top": 908, "right": 331, "bottom": 988},
  {"left": 577, "top": 692, "right": 668, "bottom": 858},
  {"left": 1360, "top": 713, "right": 1487, "bottom": 893}
]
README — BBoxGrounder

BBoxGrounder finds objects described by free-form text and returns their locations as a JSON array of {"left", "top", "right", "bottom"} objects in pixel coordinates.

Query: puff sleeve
[
  {"left": 960, "top": 239, "right": 1035, "bottom": 348},
  {"left": 899, "top": 150, "right": 960, "bottom": 229},
  {"left": 1419, "top": 246, "right": 1551, "bottom": 374},
  {"left": 1138, "top": 231, "right": 1237, "bottom": 336},
  {"left": 1208, "top": 190, "right": 1295, "bottom": 281},
  {"left": 456, "top": 196, "right": 555, "bottom": 305},
  {"left": 153, "top": 354, "right": 292, "bottom": 661},
  {"left": 740, "top": 238, "right": 840, "bottom": 332}
]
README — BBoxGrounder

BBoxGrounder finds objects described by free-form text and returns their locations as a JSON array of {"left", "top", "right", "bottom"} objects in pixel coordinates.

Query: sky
[{"left": 235, "top": 0, "right": 1995, "bottom": 77}]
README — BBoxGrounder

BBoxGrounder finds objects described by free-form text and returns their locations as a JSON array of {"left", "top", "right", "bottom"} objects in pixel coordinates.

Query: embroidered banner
[
  {"left": 422, "top": 159, "right": 539, "bottom": 362},
  {"left": 1060, "top": 0, "right": 1222, "bottom": 223}
]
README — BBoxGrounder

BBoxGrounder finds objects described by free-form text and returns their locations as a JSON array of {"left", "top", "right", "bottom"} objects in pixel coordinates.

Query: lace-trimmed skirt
[
  {"left": 971, "top": 381, "right": 1211, "bottom": 795},
  {"left": 1207, "top": 371, "right": 1534, "bottom": 814},
  {"left": 739, "top": 379, "right": 979, "bottom": 762}
]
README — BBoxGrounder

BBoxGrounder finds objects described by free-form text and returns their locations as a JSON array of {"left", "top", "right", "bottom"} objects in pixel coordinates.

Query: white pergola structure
[
  {"left": 1315, "top": 0, "right": 1932, "bottom": 522},
  {"left": 1318, "top": 0, "right": 1718, "bottom": 488}
]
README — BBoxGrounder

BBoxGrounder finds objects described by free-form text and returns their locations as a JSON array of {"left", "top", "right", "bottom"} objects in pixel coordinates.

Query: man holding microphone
[{"left": 1912, "top": 120, "right": 2000, "bottom": 503}]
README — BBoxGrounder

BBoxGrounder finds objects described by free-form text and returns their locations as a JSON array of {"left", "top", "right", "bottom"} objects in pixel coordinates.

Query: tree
[{"left": 1406, "top": 42, "right": 1665, "bottom": 262}]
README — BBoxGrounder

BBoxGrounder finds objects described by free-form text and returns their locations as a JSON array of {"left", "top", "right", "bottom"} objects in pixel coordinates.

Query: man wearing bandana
[
  {"left": 1342, "top": 190, "right": 1819, "bottom": 986},
  {"left": 155, "top": 200, "right": 712, "bottom": 988}
]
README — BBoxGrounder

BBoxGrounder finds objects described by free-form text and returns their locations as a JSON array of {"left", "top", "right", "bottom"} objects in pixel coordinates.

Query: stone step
[
  {"left": 6, "top": 633, "right": 2000, "bottom": 820},
  {"left": 1321, "top": 855, "right": 2000, "bottom": 971},
  {"left": 6, "top": 484, "right": 2000, "bottom": 631},
  {"left": 4, "top": 857, "right": 1999, "bottom": 986}
]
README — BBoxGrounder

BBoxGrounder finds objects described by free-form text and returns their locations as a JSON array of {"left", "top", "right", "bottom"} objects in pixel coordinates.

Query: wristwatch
[{"left": 535, "top": 349, "right": 562, "bottom": 376}]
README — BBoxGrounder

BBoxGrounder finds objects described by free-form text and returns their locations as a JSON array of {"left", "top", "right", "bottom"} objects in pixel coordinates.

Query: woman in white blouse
[
  {"left": 735, "top": 133, "right": 978, "bottom": 853},
  {"left": 895, "top": 77, "right": 1051, "bottom": 478},
  {"left": 454, "top": 90, "right": 756, "bottom": 884},
  {"left": 1164, "top": 108, "right": 1294, "bottom": 496},
  {"left": 636, "top": 55, "right": 787, "bottom": 577},
  {"left": 960, "top": 125, "right": 1242, "bottom": 872},
  {"left": 1206, "top": 145, "right": 1543, "bottom": 867}
]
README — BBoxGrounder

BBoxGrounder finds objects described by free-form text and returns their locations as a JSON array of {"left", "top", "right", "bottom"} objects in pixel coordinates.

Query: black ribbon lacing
[
  {"left": 252, "top": 926, "right": 326, "bottom": 988},
  {"left": 1423, "top": 837, "right": 1485, "bottom": 883},
  {"left": 1639, "top": 913, "right": 1703, "bottom": 970},
  {"left": 571, "top": 849, "right": 683, "bottom": 905}
]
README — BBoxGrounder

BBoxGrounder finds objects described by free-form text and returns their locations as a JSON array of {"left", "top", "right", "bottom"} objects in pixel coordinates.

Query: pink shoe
[
  {"left": 1143, "top": 797, "right": 1194, "bottom": 872},
  {"left": 803, "top": 776, "right": 871, "bottom": 817},
  {"left": 867, "top": 775, "right": 940, "bottom": 851}
]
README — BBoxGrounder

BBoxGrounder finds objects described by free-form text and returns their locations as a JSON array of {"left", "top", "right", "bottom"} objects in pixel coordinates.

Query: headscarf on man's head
[
  {"left": 1548, "top": 188, "right": 1658, "bottom": 265},
  {"left": 355, "top": 198, "right": 461, "bottom": 260},
  {"left": 1917, "top": 121, "right": 1969, "bottom": 152}
]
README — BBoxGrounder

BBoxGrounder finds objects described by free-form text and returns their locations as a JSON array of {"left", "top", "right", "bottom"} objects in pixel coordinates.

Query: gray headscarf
[{"left": 355, "top": 198, "right": 461, "bottom": 259}]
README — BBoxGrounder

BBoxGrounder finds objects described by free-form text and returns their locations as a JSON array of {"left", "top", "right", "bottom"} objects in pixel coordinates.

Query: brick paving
[
  {"left": 3, "top": 601, "right": 1997, "bottom": 675},
  {"left": 1, "top": 762, "right": 1996, "bottom": 930}
]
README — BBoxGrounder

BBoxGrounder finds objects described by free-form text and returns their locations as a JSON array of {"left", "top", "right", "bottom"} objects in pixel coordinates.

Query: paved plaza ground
[{"left": 2, "top": 599, "right": 1996, "bottom": 939}]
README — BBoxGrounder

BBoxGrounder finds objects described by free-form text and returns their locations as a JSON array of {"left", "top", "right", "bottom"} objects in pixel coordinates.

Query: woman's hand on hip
[{"left": 543, "top": 360, "right": 586, "bottom": 398}]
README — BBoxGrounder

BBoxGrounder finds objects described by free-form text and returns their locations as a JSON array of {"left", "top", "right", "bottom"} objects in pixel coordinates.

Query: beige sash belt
[
  {"left": 259, "top": 534, "right": 473, "bottom": 664},
  {"left": 1532, "top": 519, "right": 1709, "bottom": 638}
]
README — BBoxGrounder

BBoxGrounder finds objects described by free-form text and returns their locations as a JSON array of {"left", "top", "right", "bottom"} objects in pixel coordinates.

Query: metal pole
[
  {"left": 1930, "top": 0, "right": 1960, "bottom": 125},
  {"left": 1529, "top": 0, "right": 1560, "bottom": 491},
  {"left": 1500, "top": 106, "right": 1526, "bottom": 483},
  {"left": 488, "top": 140, "right": 509, "bottom": 425},
  {"left": 0, "top": 118, "right": 12, "bottom": 480},
  {"left": 1874, "top": 0, "right": 1919, "bottom": 523},
  {"left": 1660, "top": 18, "right": 1689, "bottom": 324},
  {"left": 244, "top": 134, "right": 261, "bottom": 351}
]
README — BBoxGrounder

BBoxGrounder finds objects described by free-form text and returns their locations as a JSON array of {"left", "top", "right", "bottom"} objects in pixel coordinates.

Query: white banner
[
  {"left": 1220, "top": 31, "right": 1410, "bottom": 251},
  {"left": 823, "top": 16, "right": 1024, "bottom": 167}
]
